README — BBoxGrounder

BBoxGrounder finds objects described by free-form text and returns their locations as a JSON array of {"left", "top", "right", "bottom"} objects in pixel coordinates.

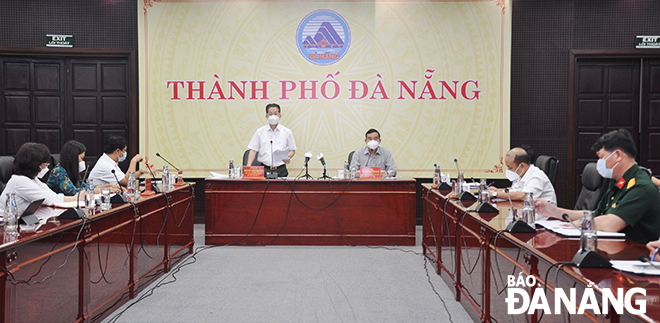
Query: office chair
[{"left": 536, "top": 155, "right": 559, "bottom": 187}]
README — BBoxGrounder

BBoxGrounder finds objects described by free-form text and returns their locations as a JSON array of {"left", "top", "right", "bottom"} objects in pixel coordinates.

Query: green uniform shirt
[{"left": 594, "top": 164, "right": 660, "bottom": 245}]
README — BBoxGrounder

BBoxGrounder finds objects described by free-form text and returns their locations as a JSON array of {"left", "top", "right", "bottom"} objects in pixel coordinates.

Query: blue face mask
[{"left": 117, "top": 150, "right": 127, "bottom": 163}]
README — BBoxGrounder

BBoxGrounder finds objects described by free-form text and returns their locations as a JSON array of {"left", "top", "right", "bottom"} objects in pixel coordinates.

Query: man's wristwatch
[{"left": 492, "top": 191, "right": 498, "bottom": 197}]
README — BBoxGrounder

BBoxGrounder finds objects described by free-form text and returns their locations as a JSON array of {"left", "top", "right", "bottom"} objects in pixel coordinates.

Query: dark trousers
[{"left": 258, "top": 162, "right": 288, "bottom": 177}]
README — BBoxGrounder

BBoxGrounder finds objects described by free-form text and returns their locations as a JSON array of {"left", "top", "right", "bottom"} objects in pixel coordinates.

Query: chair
[
  {"left": 40, "top": 155, "right": 58, "bottom": 183},
  {"left": 535, "top": 155, "right": 559, "bottom": 187},
  {"left": 347, "top": 151, "right": 355, "bottom": 167},
  {"left": 51, "top": 153, "right": 61, "bottom": 166},
  {"left": 243, "top": 150, "right": 259, "bottom": 167},
  {"left": 0, "top": 156, "right": 14, "bottom": 194},
  {"left": 574, "top": 162, "right": 604, "bottom": 210},
  {"left": 639, "top": 165, "right": 653, "bottom": 179}
]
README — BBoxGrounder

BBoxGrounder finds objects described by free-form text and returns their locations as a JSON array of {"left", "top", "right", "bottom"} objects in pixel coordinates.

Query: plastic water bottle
[
  {"left": 344, "top": 161, "right": 349, "bottom": 179},
  {"left": 229, "top": 160, "right": 234, "bottom": 178},
  {"left": 85, "top": 179, "right": 95, "bottom": 215},
  {"left": 126, "top": 171, "right": 136, "bottom": 201},
  {"left": 522, "top": 192, "right": 535, "bottom": 226},
  {"left": 162, "top": 165, "right": 169, "bottom": 190},
  {"left": 479, "top": 179, "right": 489, "bottom": 203},
  {"left": 581, "top": 210, "right": 597, "bottom": 252},
  {"left": 4, "top": 193, "right": 18, "bottom": 235},
  {"left": 456, "top": 172, "right": 465, "bottom": 194}
]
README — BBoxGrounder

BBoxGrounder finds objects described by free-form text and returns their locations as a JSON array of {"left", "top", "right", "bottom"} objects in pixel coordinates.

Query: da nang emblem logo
[{"left": 296, "top": 10, "right": 351, "bottom": 66}]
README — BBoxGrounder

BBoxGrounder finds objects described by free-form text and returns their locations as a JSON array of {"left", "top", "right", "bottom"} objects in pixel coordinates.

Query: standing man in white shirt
[
  {"left": 489, "top": 146, "right": 557, "bottom": 206},
  {"left": 88, "top": 135, "right": 148, "bottom": 186},
  {"left": 246, "top": 103, "right": 297, "bottom": 177}
]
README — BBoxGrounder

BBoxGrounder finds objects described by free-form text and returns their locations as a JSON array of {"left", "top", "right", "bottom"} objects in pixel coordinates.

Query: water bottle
[
  {"left": 433, "top": 164, "right": 440, "bottom": 187},
  {"left": 162, "top": 165, "right": 169, "bottom": 190},
  {"left": 344, "top": 161, "right": 349, "bottom": 179},
  {"left": 351, "top": 166, "right": 359, "bottom": 179},
  {"left": 522, "top": 192, "right": 535, "bottom": 226},
  {"left": 456, "top": 172, "right": 465, "bottom": 194},
  {"left": 581, "top": 210, "right": 597, "bottom": 252},
  {"left": 126, "top": 171, "right": 136, "bottom": 201},
  {"left": 85, "top": 179, "right": 95, "bottom": 216},
  {"left": 479, "top": 179, "right": 489, "bottom": 203},
  {"left": 229, "top": 160, "right": 234, "bottom": 178},
  {"left": 4, "top": 193, "right": 19, "bottom": 235}
]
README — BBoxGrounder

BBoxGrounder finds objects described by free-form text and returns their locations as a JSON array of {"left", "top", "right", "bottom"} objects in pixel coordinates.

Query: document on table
[
  {"left": 536, "top": 220, "right": 626, "bottom": 238},
  {"left": 611, "top": 260, "right": 660, "bottom": 275}
]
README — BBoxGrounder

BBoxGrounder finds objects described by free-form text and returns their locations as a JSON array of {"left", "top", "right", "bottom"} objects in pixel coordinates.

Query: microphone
[
  {"left": 453, "top": 158, "right": 476, "bottom": 200},
  {"left": 110, "top": 170, "right": 128, "bottom": 203},
  {"left": 81, "top": 161, "right": 90, "bottom": 182},
  {"left": 303, "top": 151, "right": 312, "bottom": 167},
  {"left": 504, "top": 188, "right": 536, "bottom": 233},
  {"left": 317, "top": 153, "right": 327, "bottom": 169},
  {"left": 637, "top": 254, "right": 660, "bottom": 270},
  {"left": 59, "top": 168, "right": 87, "bottom": 219},
  {"left": 156, "top": 152, "right": 180, "bottom": 172},
  {"left": 562, "top": 213, "right": 611, "bottom": 268},
  {"left": 265, "top": 141, "right": 278, "bottom": 179},
  {"left": 143, "top": 160, "right": 161, "bottom": 193},
  {"left": 317, "top": 153, "right": 330, "bottom": 179},
  {"left": 505, "top": 189, "right": 515, "bottom": 216}
]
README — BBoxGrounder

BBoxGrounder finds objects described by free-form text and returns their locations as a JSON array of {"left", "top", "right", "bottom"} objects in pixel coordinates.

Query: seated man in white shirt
[
  {"left": 246, "top": 103, "right": 297, "bottom": 177},
  {"left": 88, "top": 135, "right": 148, "bottom": 186},
  {"left": 489, "top": 146, "right": 557, "bottom": 207}
]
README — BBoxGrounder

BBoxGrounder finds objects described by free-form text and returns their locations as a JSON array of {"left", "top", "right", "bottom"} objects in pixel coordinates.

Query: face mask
[
  {"left": 268, "top": 115, "right": 279, "bottom": 125},
  {"left": 79, "top": 161, "right": 86, "bottom": 173},
  {"left": 37, "top": 166, "right": 49, "bottom": 179},
  {"left": 367, "top": 140, "right": 379, "bottom": 150},
  {"left": 118, "top": 150, "right": 127, "bottom": 163},
  {"left": 596, "top": 151, "right": 619, "bottom": 179},
  {"left": 505, "top": 164, "right": 521, "bottom": 183}
]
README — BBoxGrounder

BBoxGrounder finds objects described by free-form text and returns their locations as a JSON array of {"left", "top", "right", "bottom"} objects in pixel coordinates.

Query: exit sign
[
  {"left": 46, "top": 34, "right": 73, "bottom": 48},
  {"left": 636, "top": 36, "right": 660, "bottom": 49}
]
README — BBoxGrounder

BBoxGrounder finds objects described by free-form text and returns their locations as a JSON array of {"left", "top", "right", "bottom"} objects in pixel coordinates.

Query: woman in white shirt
[{"left": 0, "top": 142, "right": 82, "bottom": 213}]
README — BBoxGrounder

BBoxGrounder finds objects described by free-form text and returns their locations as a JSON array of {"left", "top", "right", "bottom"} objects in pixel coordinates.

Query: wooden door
[
  {"left": 573, "top": 58, "right": 640, "bottom": 205},
  {"left": 640, "top": 58, "right": 660, "bottom": 175},
  {"left": 0, "top": 57, "right": 66, "bottom": 154},
  {"left": 0, "top": 54, "right": 132, "bottom": 168}
]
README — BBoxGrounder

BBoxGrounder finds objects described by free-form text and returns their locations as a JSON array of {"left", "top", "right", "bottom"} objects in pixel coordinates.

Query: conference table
[
  {"left": 205, "top": 178, "right": 416, "bottom": 246},
  {"left": 0, "top": 184, "right": 195, "bottom": 323},
  {"left": 421, "top": 184, "right": 660, "bottom": 323}
]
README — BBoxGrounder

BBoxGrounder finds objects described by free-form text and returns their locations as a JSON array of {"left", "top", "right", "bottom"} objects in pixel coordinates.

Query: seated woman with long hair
[
  {"left": 0, "top": 142, "right": 82, "bottom": 212},
  {"left": 47, "top": 140, "right": 120, "bottom": 195}
]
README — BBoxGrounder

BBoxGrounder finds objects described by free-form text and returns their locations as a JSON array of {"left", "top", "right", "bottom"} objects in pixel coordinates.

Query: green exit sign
[
  {"left": 46, "top": 34, "right": 73, "bottom": 48},
  {"left": 636, "top": 36, "right": 660, "bottom": 49}
]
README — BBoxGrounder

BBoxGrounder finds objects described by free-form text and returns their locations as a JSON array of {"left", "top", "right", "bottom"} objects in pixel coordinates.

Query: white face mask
[
  {"left": 37, "top": 166, "right": 49, "bottom": 179},
  {"left": 367, "top": 140, "right": 379, "bottom": 150},
  {"left": 79, "top": 160, "right": 86, "bottom": 173},
  {"left": 268, "top": 115, "right": 279, "bottom": 125},
  {"left": 505, "top": 164, "right": 521, "bottom": 183},
  {"left": 596, "top": 151, "right": 618, "bottom": 179}
]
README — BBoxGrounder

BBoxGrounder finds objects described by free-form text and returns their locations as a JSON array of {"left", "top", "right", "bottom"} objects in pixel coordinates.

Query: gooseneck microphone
[
  {"left": 637, "top": 254, "right": 660, "bottom": 270},
  {"left": 504, "top": 188, "right": 536, "bottom": 233},
  {"left": 110, "top": 170, "right": 129, "bottom": 203},
  {"left": 156, "top": 152, "right": 180, "bottom": 172},
  {"left": 563, "top": 213, "right": 611, "bottom": 268},
  {"left": 81, "top": 161, "right": 90, "bottom": 182},
  {"left": 143, "top": 160, "right": 161, "bottom": 193},
  {"left": 454, "top": 158, "right": 460, "bottom": 174},
  {"left": 265, "top": 141, "right": 278, "bottom": 179},
  {"left": 453, "top": 158, "right": 476, "bottom": 200},
  {"left": 59, "top": 167, "right": 88, "bottom": 219}
]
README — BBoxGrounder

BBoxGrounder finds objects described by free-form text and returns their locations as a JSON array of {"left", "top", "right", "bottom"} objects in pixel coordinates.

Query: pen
[{"left": 652, "top": 240, "right": 660, "bottom": 262}]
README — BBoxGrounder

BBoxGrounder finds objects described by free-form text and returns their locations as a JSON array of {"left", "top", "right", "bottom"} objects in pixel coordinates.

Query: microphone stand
[
  {"left": 564, "top": 213, "right": 611, "bottom": 268},
  {"left": 454, "top": 159, "right": 476, "bottom": 200},
  {"left": 265, "top": 141, "right": 278, "bottom": 179},
  {"left": 110, "top": 170, "right": 129, "bottom": 203},
  {"left": 504, "top": 189, "right": 536, "bottom": 233},
  {"left": 301, "top": 158, "right": 313, "bottom": 179},
  {"left": 144, "top": 161, "right": 161, "bottom": 193},
  {"left": 156, "top": 152, "right": 180, "bottom": 172},
  {"left": 59, "top": 189, "right": 86, "bottom": 219}
]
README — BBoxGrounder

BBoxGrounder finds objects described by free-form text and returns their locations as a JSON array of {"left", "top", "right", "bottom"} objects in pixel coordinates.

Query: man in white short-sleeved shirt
[
  {"left": 489, "top": 146, "right": 557, "bottom": 220},
  {"left": 88, "top": 135, "right": 148, "bottom": 186},
  {"left": 246, "top": 103, "right": 297, "bottom": 178}
]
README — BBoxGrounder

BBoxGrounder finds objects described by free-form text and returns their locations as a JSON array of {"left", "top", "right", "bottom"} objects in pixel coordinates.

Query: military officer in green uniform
[{"left": 536, "top": 129, "right": 660, "bottom": 245}]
